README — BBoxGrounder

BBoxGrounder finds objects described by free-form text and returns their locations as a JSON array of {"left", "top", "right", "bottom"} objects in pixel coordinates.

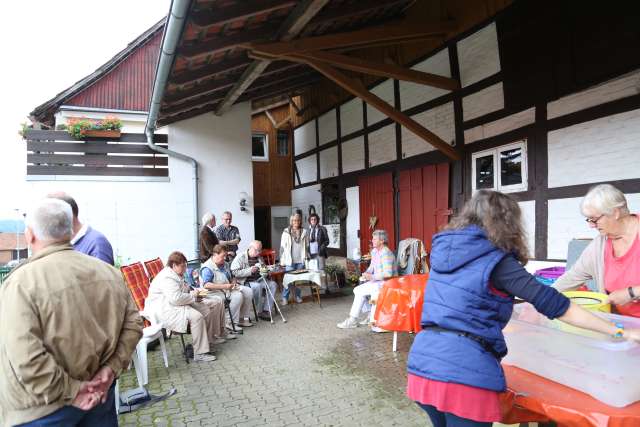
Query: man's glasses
[{"left": 585, "top": 214, "right": 604, "bottom": 224}]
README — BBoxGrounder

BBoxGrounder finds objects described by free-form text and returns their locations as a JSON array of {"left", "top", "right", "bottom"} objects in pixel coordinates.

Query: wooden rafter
[
  {"left": 287, "top": 94, "right": 301, "bottom": 113},
  {"left": 165, "top": 74, "right": 239, "bottom": 104},
  {"left": 288, "top": 56, "right": 460, "bottom": 160},
  {"left": 172, "top": 57, "right": 251, "bottom": 85},
  {"left": 239, "top": 75, "right": 321, "bottom": 103},
  {"left": 252, "top": 96, "right": 289, "bottom": 115},
  {"left": 264, "top": 110, "right": 277, "bottom": 127},
  {"left": 245, "top": 20, "right": 455, "bottom": 57},
  {"left": 295, "top": 50, "right": 459, "bottom": 90},
  {"left": 162, "top": 94, "right": 226, "bottom": 116},
  {"left": 191, "top": 0, "right": 296, "bottom": 28},
  {"left": 179, "top": 25, "right": 279, "bottom": 59},
  {"left": 305, "top": 0, "right": 412, "bottom": 30},
  {"left": 214, "top": 0, "right": 330, "bottom": 115},
  {"left": 275, "top": 114, "right": 292, "bottom": 129}
]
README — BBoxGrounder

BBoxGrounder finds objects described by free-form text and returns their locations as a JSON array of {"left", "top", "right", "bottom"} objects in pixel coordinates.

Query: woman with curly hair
[{"left": 407, "top": 190, "right": 640, "bottom": 426}]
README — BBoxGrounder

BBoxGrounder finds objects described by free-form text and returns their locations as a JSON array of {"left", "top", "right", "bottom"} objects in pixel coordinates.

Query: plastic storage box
[{"left": 503, "top": 303, "right": 640, "bottom": 407}]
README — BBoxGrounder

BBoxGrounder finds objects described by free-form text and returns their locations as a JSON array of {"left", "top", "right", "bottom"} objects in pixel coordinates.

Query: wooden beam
[
  {"left": 191, "top": 0, "right": 296, "bottom": 28},
  {"left": 297, "top": 57, "right": 460, "bottom": 160},
  {"left": 162, "top": 95, "right": 224, "bottom": 116},
  {"left": 276, "top": 114, "right": 292, "bottom": 129},
  {"left": 246, "top": 20, "right": 456, "bottom": 57},
  {"left": 172, "top": 57, "right": 251, "bottom": 85},
  {"left": 252, "top": 96, "right": 289, "bottom": 115},
  {"left": 306, "top": 0, "right": 412, "bottom": 30},
  {"left": 298, "top": 50, "right": 459, "bottom": 90},
  {"left": 164, "top": 74, "right": 238, "bottom": 104},
  {"left": 287, "top": 94, "right": 301, "bottom": 113},
  {"left": 264, "top": 110, "right": 278, "bottom": 127},
  {"left": 214, "top": 0, "right": 330, "bottom": 115},
  {"left": 179, "top": 25, "right": 279, "bottom": 59},
  {"left": 239, "top": 75, "right": 321, "bottom": 103}
]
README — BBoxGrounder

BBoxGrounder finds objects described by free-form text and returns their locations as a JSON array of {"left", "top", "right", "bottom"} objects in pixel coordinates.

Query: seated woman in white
[
  {"left": 337, "top": 229, "right": 397, "bottom": 330},
  {"left": 145, "top": 251, "right": 224, "bottom": 362}
]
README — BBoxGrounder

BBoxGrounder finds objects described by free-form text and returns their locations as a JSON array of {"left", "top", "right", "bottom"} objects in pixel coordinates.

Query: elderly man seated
[
  {"left": 337, "top": 229, "right": 397, "bottom": 331},
  {"left": 200, "top": 244, "right": 254, "bottom": 331},
  {"left": 145, "top": 251, "right": 224, "bottom": 363},
  {"left": 231, "top": 240, "right": 277, "bottom": 320}
]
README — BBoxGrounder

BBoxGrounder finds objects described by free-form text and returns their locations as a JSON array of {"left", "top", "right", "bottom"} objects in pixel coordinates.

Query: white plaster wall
[
  {"left": 340, "top": 98, "right": 363, "bottom": 137},
  {"left": 457, "top": 22, "right": 501, "bottom": 87},
  {"left": 400, "top": 49, "right": 451, "bottom": 110},
  {"left": 547, "top": 194, "right": 640, "bottom": 259},
  {"left": 319, "top": 146, "right": 338, "bottom": 179},
  {"left": 294, "top": 120, "right": 316, "bottom": 155},
  {"left": 270, "top": 205, "right": 291, "bottom": 255},
  {"left": 170, "top": 103, "right": 255, "bottom": 254},
  {"left": 346, "top": 185, "right": 360, "bottom": 259},
  {"left": 401, "top": 102, "right": 454, "bottom": 159},
  {"left": 295, "top": 155, "right": 317, "bottom": 184},
  {"left": 463, "top": 83, "right": 504, "bottom": 121},
  {"left": 366, "top": 80, "right": 395, "bottom": 125},
  {"left": 518, "top": 200, "right": 536, "bottom": 257},
  {"left": 291, "top": 184, "right": 322, "bottom": 225},
  {"left": 547, "top": 108, "right": 640, "bottom": 188},
  {"left": 548, "top": 70, "right": 640, "bottom": 119},
  {"left": 341, "top": 136, "right": 365, "bottom": 174},
  {"left": 465, "top": 107, "right": 535, "bottom": 144},
  {"left": 368, "top": 124, "right": 397, "bottom": 167},
  {"left": 318, "top": 109, "right": 337, "bottom": 146}
]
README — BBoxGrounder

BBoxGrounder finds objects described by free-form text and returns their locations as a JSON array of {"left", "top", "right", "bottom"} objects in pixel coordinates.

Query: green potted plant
[{"left": 66, "top": 116, "right": 122, "bottom": 139}]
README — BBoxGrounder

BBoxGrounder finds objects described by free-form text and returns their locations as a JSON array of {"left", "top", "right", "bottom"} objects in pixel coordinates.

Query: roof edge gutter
[{"left": 145, "top": 0, "right": 200, "bottom": 259}]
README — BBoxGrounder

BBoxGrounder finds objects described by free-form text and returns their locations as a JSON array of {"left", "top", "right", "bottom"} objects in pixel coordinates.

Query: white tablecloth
[{"left": 283, "top": 270, "right": 327, "bottom": 289}]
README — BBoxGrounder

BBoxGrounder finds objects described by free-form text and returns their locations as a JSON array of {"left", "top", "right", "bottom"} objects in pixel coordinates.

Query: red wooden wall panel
[
  {"left": 66, "top": 32, "right": 161, "bottom": 112},
  {"left": 358, "top": 172, "right": 396, "bottom": 254},
  {"left": 398, "top": 163, "right": 450, "bottom": 253}
]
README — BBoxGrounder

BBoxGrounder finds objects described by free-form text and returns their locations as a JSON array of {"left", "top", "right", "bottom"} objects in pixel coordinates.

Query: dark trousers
[
  {"left": 18, "top": 384, "right": 117, "bottom": 427},
  {"left": 417, "top": 402, "right": 492, "bottom": 427}
]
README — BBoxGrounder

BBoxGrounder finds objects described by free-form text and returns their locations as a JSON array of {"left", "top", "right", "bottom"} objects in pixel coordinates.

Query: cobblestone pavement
[{"left": 118, "top": 293, "right": 429, "bottom": 427}]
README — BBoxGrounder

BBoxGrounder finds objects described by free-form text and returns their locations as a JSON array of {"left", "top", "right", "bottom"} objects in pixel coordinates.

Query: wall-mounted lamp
[{"left": 239, "top": 191, "right": 249, "bottom": 212}]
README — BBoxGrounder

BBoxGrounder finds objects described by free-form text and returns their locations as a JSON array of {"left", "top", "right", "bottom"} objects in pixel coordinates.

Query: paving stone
[{"left": 118, "top": 296, "right": 427, "bottom": 426}]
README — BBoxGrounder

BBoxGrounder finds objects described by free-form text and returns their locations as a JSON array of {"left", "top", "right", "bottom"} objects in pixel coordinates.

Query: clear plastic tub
[{"left": 503, "top": 303, "right": 640, "bottom": 407}]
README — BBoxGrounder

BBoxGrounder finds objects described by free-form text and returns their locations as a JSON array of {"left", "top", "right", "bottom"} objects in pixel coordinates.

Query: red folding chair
[{"left": 143, "top": 257, "right": 164, "bottom": 281}]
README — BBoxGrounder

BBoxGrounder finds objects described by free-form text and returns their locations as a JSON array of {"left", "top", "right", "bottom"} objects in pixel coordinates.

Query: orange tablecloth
[
  {"left": 374, "top": 274, "right": 428, "bottom": 332},
  {"left": 500, "top": 365, "right": 640, "bottom": 427}
]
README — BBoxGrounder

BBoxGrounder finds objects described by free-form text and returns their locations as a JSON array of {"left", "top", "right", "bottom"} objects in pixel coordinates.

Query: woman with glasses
[
  {"left": 407, "top": 190, "right": 640, "bottom": 427},
  {"left": 554, "top": 183, "right": 640, "bottom": 317}
]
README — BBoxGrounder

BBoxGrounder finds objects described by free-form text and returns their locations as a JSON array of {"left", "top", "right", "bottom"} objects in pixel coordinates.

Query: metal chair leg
[
  {"left": 252, "top": 298, "right": 259, "bottom": 322},
  {"left": 179, "top": 333, "right": 189, "bottom": 364}
]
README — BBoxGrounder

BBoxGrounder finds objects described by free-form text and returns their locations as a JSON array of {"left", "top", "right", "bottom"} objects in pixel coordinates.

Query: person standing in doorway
[
  {"left": 308, "top": 213, "right": 329, "bottom": 271},
  {"left": 215, "top": 211, "right": 241, "bottom": 261}
]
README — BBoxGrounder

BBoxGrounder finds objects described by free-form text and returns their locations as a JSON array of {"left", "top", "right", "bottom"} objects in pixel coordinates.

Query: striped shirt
[{"left": 367, "top": 246, "right": 396, "bottom": 280}]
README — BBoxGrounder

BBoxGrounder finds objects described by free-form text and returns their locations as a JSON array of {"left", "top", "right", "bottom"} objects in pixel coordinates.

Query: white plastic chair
[{"left": 137, "top": 309, "right": 169, "bottom": 385}]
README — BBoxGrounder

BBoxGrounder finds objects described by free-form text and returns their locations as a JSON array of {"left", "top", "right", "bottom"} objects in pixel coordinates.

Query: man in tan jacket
[{"left": 0, "top": 198, "right": 142, "bottom": 426}]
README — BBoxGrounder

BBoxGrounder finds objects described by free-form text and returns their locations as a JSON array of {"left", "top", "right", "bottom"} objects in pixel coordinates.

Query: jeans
[
  {"left": 18, "top": 384, "right": 117, "bottom": 427},
  {"left": 282, "top": 263, "right": 305, "bottom": 299},
  {"left": 417, "top": 402, "right": 492, "bottom": 427}
]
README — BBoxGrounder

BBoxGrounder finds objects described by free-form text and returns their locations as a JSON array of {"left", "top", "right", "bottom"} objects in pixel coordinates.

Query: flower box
[{"left": 80, "top": 129, "right": 121, "bottom": 138}]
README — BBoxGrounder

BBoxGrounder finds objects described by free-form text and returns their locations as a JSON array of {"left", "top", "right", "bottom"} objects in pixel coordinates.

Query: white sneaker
[
  {"left": 371, "top": 326, "right": 390, "bottom": 333},
  {"left": 358, "top": 316, "right": 371, "bottom": 326},
  {"left": 193, "top": 353, "right": 217, "bottom": 362},
  {"left": 337, "top": 317, "right": 358, "bottom": 329},
  {"left": 295, "top": 296, "right": 303, "bottom": 304}
]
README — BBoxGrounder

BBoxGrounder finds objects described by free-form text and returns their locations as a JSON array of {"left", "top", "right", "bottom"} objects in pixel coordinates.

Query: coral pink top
[
  {"left": 406, "top": 374, "right": 501, "bottom": 422},
  {"left": 605, "top": 223, "right": 640, "bottom": 318}
]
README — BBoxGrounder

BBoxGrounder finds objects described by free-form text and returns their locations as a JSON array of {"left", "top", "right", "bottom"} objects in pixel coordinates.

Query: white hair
[
  {"left": 581, "top": 184, "right": 629, "bottom": 216},
  {"left": 372, "top": 229, "right": 389, "bottom": 244},
  {"left": 201, "top": 212, "right": 214, "bottom": 226},
  {"left": 27, "top": 198, "right": 73, "bottom": 241},
  {"left": 249, "top": 240, "right": 262, "bottom": 250}
]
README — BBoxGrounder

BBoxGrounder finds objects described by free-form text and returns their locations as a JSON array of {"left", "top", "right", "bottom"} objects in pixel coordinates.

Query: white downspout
[{"left": 145, "top": 0, "right": 200, "bottom": 258}]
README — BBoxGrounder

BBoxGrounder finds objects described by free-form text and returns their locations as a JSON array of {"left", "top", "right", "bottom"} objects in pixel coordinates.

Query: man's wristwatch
[{"left": 628, "top": 286, "right": 638, "bottom": 301}]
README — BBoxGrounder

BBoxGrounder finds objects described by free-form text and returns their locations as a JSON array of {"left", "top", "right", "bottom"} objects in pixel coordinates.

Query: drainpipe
[{"left": 145, "top": 0, "right": 200, "bottom": 258}]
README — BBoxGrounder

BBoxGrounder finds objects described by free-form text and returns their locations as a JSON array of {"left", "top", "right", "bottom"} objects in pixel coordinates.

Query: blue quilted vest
[{"left": 407, "top": 225, "right": 513, "bottom": 391}]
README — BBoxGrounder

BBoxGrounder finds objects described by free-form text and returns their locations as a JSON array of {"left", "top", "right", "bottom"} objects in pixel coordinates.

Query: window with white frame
[
  {"left": 471, "top": 141, "right": 528, "bottom": 193},
  {"left": 251, "top": 133, "right": 268, "bottom": 161}
]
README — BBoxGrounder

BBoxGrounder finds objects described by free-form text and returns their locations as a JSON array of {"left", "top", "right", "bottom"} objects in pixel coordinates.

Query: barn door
[
  {"left": 398, "top": 163, "right": 450, "bottom": 253},
  {"left": 358, "top": 172, "right": 396, "bottom": 254}
]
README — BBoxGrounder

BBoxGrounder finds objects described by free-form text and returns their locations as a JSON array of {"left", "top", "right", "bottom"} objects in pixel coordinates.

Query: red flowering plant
[{"left": 66, "top": 116, "right": 122, "bottom": 139}]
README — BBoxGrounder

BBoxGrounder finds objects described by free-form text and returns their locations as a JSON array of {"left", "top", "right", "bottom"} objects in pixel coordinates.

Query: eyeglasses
[{"left": 585, "top": 214, "right": 604, "bottom": 224}]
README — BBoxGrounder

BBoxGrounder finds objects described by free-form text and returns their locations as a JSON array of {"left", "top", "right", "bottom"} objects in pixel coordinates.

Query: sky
[{"left": 0, "top": 0, "right": 170, "bottom": 219}]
